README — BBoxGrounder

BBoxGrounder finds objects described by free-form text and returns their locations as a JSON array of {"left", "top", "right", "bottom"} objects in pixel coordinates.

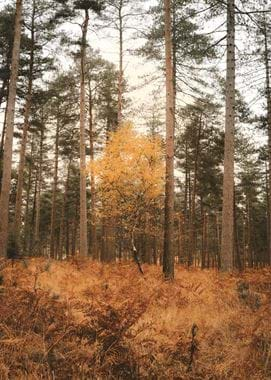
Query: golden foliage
[
  {"left": 88, "top": 122, "right": 164, "bottom": 230},
  {"left": 0, "top": 259, "right": 271, "bottom": 379}
]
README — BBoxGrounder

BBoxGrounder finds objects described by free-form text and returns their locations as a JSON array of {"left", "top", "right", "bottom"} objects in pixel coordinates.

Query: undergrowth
[{"left": 0, "top": 259, "right": 270, "bottom": 379}]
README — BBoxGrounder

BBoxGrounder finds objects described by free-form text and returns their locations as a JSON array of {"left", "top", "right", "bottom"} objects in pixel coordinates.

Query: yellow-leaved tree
[{"left": 88, "top": 122, "right": 164, "bottom": 272}]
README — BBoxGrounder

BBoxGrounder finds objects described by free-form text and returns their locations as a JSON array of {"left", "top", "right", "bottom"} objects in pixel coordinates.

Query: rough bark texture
[
  {"left": 188, "top": 115, "right": 202, "bottom": 267},
  {"left": 50, "top": 117, "right": 59, "bottom": 258},
  {"left": 163, "top": 0, "right": 175, "bottom": 280},
  {"left": 88, "top": 80, "right": 97, "bottom": 258},
  {"left": 0, "top": 82, "right": 8, "bottom": 157},
  {"left": 221, "top": 0, "right": 235, "bottom": 271},
  {"left": 79, "top": 10, "right": 89, "bottom": 257},
  {"left": 23, "top": 138, "right": 34, "bottom": 254},
  {"left": 264, "top": 21, "right": 271, "bottom": 265},
  {"left": 33, "top": 126, "right": 44, "bottom": 256},
  {"left": 14, "top": 0, "right": 35, "bottom": 238},
  {"left": 0, "top": 0, "right": 23, "bottom": 257},
  {"left": 59, "top": 161, "right": 71, "bottom": 260},
  {"left": 117, "top": 0, "right": 123, "bottom": 126}
]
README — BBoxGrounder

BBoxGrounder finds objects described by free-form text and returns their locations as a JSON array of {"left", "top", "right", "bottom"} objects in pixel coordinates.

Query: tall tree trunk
[
  {"left": 0, "top": 100, "right": 8, "bottom": 189},
  {"left": 88, "top": 80, "right": 97, "bottom": 258},
  {"left": 50, "top": 117, "right": 59, "bottom": 258},
  {"left": 23, "top": 137, "right": 34, "bottom": 254},
  {"left": 216, "top": 211, "right": 221, "bottom": 268},
  {"left": 29, "top": 167, "right": 38, "bottom": 254},
  {"left": 117, "top": 0, "right": 123, "bottom": 126},
  {"left": 234, "top": 189, "right": 242, "bottom": 271},
  {"left": 163, "top": 0, "right": 175, "bottom": 280},
  {"left": 72, "top": 203, "right": 79, "bottom": 256},
  {"left": 66, "top": 220, "right": 70, "bottom": 257},
  {"left": 14, "top": 0, "right": 35, "bottom": 240},
  {"left": 264, "top": 20, "right": 271, "bottom": 265},
  {"left": 0, "top": 78, "right": 8, "bottom": 111},
  {"left": 59, "top": 161, "right": 71, "bottom": 260},
  {"left": 265, "top": 160, "right": 269, "bottom": 265},
  {"left": 178, "top": 213, "right": 184, "bottom": 264},
  {"left": 247, "top": 198, "right": 253, "bottom": 268},
  {"left": 0, "top": 0, "right": 23, "bottom": 257},
  {"left": 201, "top": 212, "right": 207, "bottom": 269},
  {"left": 221, "top": 0, "right": 235, "bottom": 271},
  {"left": 0, "top": 79, "right": 9, "bottom": 156},
  {"left": 33, "top": 126, "right": 44, "bottom": 256},
  {"left": 188, "top": 115, "right": 202, "bottom": 267},
  {"left": 79, "top": 9, "right": 89, "bottom": 257}
]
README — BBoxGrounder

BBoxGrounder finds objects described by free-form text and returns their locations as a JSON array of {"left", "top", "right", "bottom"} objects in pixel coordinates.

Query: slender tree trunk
[
  {"left": 14, "top": 0, "right": 36, "bottom": 239},
  {"left": 72, "top": 204, "right": 79, "bottom": 256},
  {"left": 234, "top": 189, "right": 242, "bottom": 271},
  {"left": 59, "top": 161, "right": 71, "bottom": 260},
  {"left": 50, "top": 117, "right": 59, "bottom": 258},
  {"left": 201, "top": 212, "right": 207, "bottom": 269},
  {"left": 178, "top": 213, "right": 184, "bottom": 264},
  {"left": 117, "top": 0, "right": 123, "bottom": 126},
  {"left": 79, "top": 10, "right": 89, "bottom": 257},
  {"left": 216, "top": 211, "right": 221, "bottom": 268},
  {"left": 163, "top": 0, "right": 175, "bottom": 279},
  {"left": 23, "top": 137, "right": 34, "bottom": 254},
  {"left": 264, "top": 21, "right": 271, "bottom": 265},
  {"left": 265, "top": 160, "right": 269, "bottom": 265},
  {"left": 0, "top": 78, "right": 8, "bottom": 111},
  {"left": 221, "top": 0, "right": 235, "bottom": 271},
  {"left": 184, "top": 140, "right": 189, "bottom": 262},
  {"left": 88, "top": 80, "right": 97, "bottom": 258},
  {"left": 33, "top": 127, "right": 44, "bottom": 256},
  {"left": 172, "top": 0, "right": 177, "bottom": 135},
  {"left": 247, "top": 198, "right": 253, "bottom": 268},
  {"left": 66, "top": 220, "right": 70, "bottom": 257},
  {"left": 188, "top": 115, "right": 202, "bottom": 266},
  {"left": 206, "top": 213, "right": 210, "bottom": 269},
  {"left": 29, "top": 167, "right": 38, "bottom": 254},
  {"left": 0, "top": 0, "right": 23, "bottom": 257},
  {"left": 0, "top": 100, "right": 8, "bottom": 189},
  {"left": 0, "top": 79, "right": 9, "bottom": 156}
]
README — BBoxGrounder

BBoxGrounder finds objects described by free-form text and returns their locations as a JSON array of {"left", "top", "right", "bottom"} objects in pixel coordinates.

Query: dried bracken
[{"left": 0, "top": 259, "right": 270, "bottom": 379}]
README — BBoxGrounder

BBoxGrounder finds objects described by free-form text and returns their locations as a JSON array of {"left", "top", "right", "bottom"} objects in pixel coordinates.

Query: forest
[{"left": 0, "top": 0, "right": 271, "bottom": 378}]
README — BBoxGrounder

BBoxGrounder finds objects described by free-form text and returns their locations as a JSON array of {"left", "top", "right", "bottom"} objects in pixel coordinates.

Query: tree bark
[
  {"left": 0, "top": 0, "right": 23, "bottom": 257},
  {"left": 50, "top": 116, "right": 59, "bottom": 258},
  {"left": 233, "top": 189, "right": 242, "bottom": 271},
  {"left": 201, "top": 212, "right": 207, "bottom": 269},
  {"left": 23, "top": 137, "right": 34, "bottom": 254},
  {"left": 117, "top": 0, "right": 123, "bottom": 126},
  {"left": 58, "top": 161, "right": 71, "bottom": 260},
  {"left": 216, "top": 211, "right": 221, "bottom": 268},
  {"left": 264, "top": 20, "right": 271, "bottom": 265},
  {"left": 14, "top": 0, "right": 35, "bottom": 239},
  {"left": 163, "top": 0, "right": 175, "bottom": 280},
  {"left": 221, "top": 0, "right": 235, "bottom": 271},
  {"left": 33, "top": 126, "right": 44, "bottom": 256},
  {"left": 265, "top": 160, "right": 269, "bottom": 265},
  {"left": 0, "top": 79, "right": 9, "bottom": 157},
  {"left": 0, "top": 99, "right": 8, "bottom": 189},
  {"left": 88, "top": 80, "right": 97, "bottom": 258},
  {"left": 79, "top": 9, "right": 89, "bottom": 257},
  {"left": 188, "top": 115, "right": 202, "bottom": 266}
]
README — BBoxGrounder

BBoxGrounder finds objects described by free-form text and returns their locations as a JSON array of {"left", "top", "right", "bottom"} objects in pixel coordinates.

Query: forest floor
[{"left": 0, "top": 258, "right": 270, "bottom": 379}]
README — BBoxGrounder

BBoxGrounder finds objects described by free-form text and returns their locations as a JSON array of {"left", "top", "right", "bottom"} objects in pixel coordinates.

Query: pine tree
[
  {"left": 163, "top": 0, "right": 175, "bottom": 279},
  {"left": 221, "top": 0, "right": 235, "bottom": 271},
  {"left": 0, "top": 0, "right": 23, "bottom": 257}
]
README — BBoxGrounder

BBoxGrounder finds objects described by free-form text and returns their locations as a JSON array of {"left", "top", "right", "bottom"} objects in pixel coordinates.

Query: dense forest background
[
  {"left": 1, "top": 1, "right": 271, "bottom": 379},
  {"left": 0, "top": 0, "right": 270, "bottom": 277}
]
